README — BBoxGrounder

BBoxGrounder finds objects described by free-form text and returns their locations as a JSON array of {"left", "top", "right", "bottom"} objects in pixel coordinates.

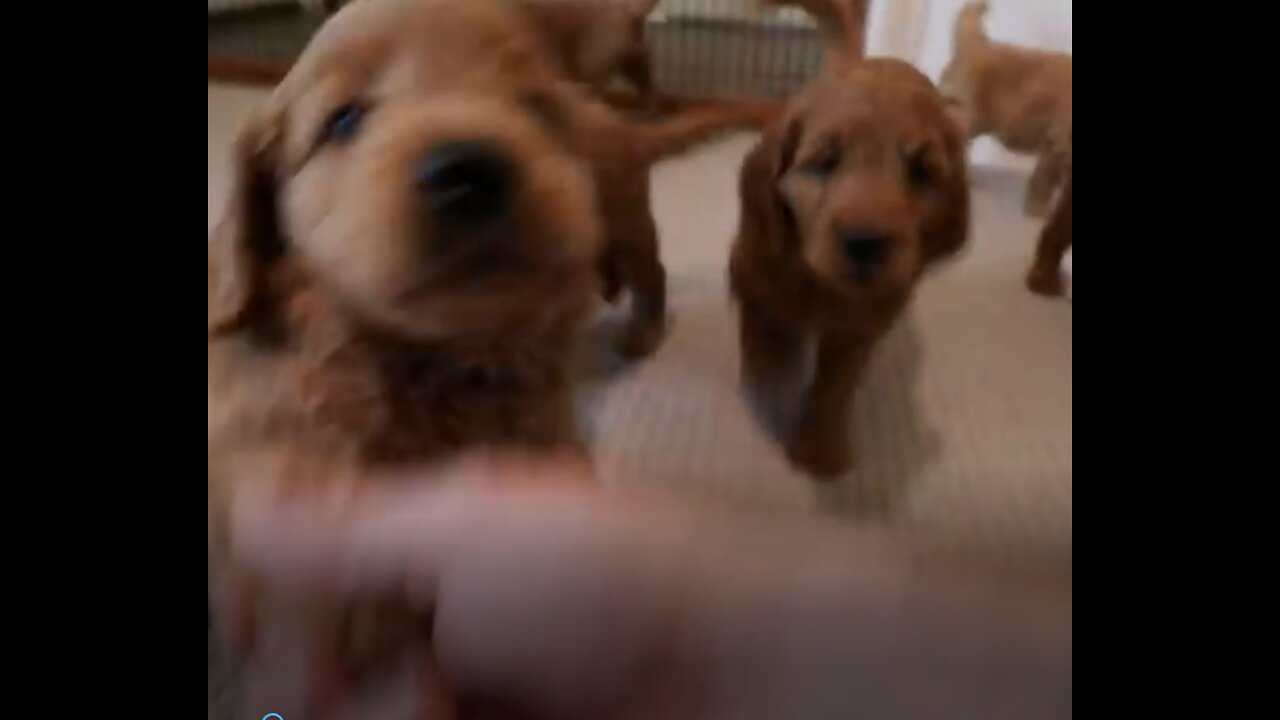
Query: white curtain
[{"left": 866, "top": 0, "right": 929, "bottom": 63}]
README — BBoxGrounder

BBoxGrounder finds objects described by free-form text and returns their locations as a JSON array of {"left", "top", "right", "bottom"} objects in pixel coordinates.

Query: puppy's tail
[
  {"left": 635, "top": 104, "right": 774, "bottom": 165},
  {"left": 953, "top": 1, "right": 990, "bottom": 56},
  {"left": 757, "top": 0, "right": 868, "bottom": 69}
]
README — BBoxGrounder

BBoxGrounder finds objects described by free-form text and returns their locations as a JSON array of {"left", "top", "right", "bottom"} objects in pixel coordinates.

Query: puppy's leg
[
  {"left": 615, "top": 212, "right": 668, "bottom": 359},
  {"left": 616, "top": 47, "right": 662, "bottom": 116},
  {"left": 738, "top": 300, "right": 807, "bottom": 438},
  {"left": 787, "top": 335, "right": 870, "bottom": 479},
  {"left": 1027, "top": 177, "right": 1072, "bottom": 296},
  {"left": 598, "top": 247, "right": 625, "bottom": 304},
  {"left": 1025, "top": 145, "right": 1068, "bottom": 218}
]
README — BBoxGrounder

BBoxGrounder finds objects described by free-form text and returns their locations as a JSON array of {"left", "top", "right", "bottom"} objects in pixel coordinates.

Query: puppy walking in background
[
  {"left": 732, "top": 0, "right": 970, "bottom": 478},
  {"left": 209, "top": 0, "right": 763, "bottom": 713},
  {"left": 939, "top": 1, "right": 1071, "bottom": 218}
]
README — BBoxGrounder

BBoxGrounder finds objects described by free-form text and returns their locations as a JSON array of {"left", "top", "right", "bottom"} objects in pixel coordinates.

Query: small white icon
[{"left": 262, "top": 715, "right": 283, "bottom": 720}]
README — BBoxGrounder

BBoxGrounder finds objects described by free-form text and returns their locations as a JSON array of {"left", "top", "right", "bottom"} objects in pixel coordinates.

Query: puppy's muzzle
[
  {"left": 838, "top": 230, "right": 889, "bottom": 281},
  {"left": 417, "top": 140, "right": 514, "bottom": 226}
]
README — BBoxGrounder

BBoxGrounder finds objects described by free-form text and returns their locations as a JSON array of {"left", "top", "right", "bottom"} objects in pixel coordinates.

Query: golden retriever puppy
[
  {"left": 731, "top": 0, "right": 970, "bottom": 478},
  {"left": 938, "top": 1, "right": 1072, "bottom": 217},
  {"left": 209, "top": 0, "right": 761, "bottom": 712}
]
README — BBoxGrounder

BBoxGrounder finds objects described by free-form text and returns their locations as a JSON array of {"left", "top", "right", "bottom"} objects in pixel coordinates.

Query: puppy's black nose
[
  {"left": 416, "top": 141, "right": 513, "bottom": 224},
  {"left": 839, "top": 232, "right": 889, "bottom": 267}
]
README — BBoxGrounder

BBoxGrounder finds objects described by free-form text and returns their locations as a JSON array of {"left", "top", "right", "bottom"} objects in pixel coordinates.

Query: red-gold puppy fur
[
  {"left": 732, "top": 0, "right": 970, "bottom": 478},
  {"left": 939, "top": 1, "right": 1072, "bottom": 217},
  {"left": 209, "top": 0, "right": 761, "bottom": 711}
]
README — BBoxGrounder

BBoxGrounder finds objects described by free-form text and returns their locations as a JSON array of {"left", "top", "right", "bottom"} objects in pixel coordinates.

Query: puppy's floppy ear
[
  {"left": 738, "top": 115, "right": 801, "bottom": 253},
  {"left": 208, "top": 108, "right": 284, "bottom": 336},
  {"left": 920, "top": 117, "right": 970, "bottom": 264}
]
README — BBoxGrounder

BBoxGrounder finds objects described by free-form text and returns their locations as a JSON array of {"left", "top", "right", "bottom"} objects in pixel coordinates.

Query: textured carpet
[{"left": 209, "top": 81, "right": 1071, "bottom": 716}]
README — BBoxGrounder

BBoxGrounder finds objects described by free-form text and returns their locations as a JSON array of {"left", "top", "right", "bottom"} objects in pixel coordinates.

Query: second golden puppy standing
[{"left": 733, "top": 0, "right": 971, "bottom": 479}]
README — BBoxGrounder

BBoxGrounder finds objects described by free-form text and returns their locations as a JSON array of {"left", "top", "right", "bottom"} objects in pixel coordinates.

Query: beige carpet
[{"left": 208, "top": 82, "right": 1071, "bottom": 561}]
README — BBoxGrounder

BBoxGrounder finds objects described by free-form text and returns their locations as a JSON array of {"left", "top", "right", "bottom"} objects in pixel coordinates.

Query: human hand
[{"left": 224, "top": 452, "right": 1071, "bottom": 720}]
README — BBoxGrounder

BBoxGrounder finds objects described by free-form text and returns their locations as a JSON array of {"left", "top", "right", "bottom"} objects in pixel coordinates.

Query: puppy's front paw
[
  {"left": 741, "top": 373, "right": 797, "bottom": 441},
  {"left": 786, "top": 427, "right": 852, "bottom": 480},
  {"left": 616, "top": 320, "right": 667, "bottom": 360},
  {"left": 1026, "top": 264, "right": 1065, "bottom": 297},
  {"left": 1024, "top": 194, "right": 1052, "bottom": 218}
]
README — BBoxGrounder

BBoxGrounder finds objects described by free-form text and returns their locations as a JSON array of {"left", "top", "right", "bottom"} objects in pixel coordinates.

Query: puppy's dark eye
[
  {"left": 904, "top": 146, "right": 931, "bottom": 189},
  {"left": 322, "top": 102, "right": 367, "bottom": 144},
  {"left": 803, "top": 147, "right": 842, "bottom": 177}
]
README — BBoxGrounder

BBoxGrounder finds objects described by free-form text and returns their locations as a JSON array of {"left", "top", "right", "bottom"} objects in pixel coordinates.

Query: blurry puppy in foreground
[
  {"left": 939, "top": 1, "right": 1072, "bottom": 218},
  {"left": 732, "top": 0, "right": 970, "bottom": 478},
  {"left": 209, "top": 0, "right": 761, "bottom": 712},
  {"left": 1027, "top": 170, "right": 1072, "bottom": 297}
]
